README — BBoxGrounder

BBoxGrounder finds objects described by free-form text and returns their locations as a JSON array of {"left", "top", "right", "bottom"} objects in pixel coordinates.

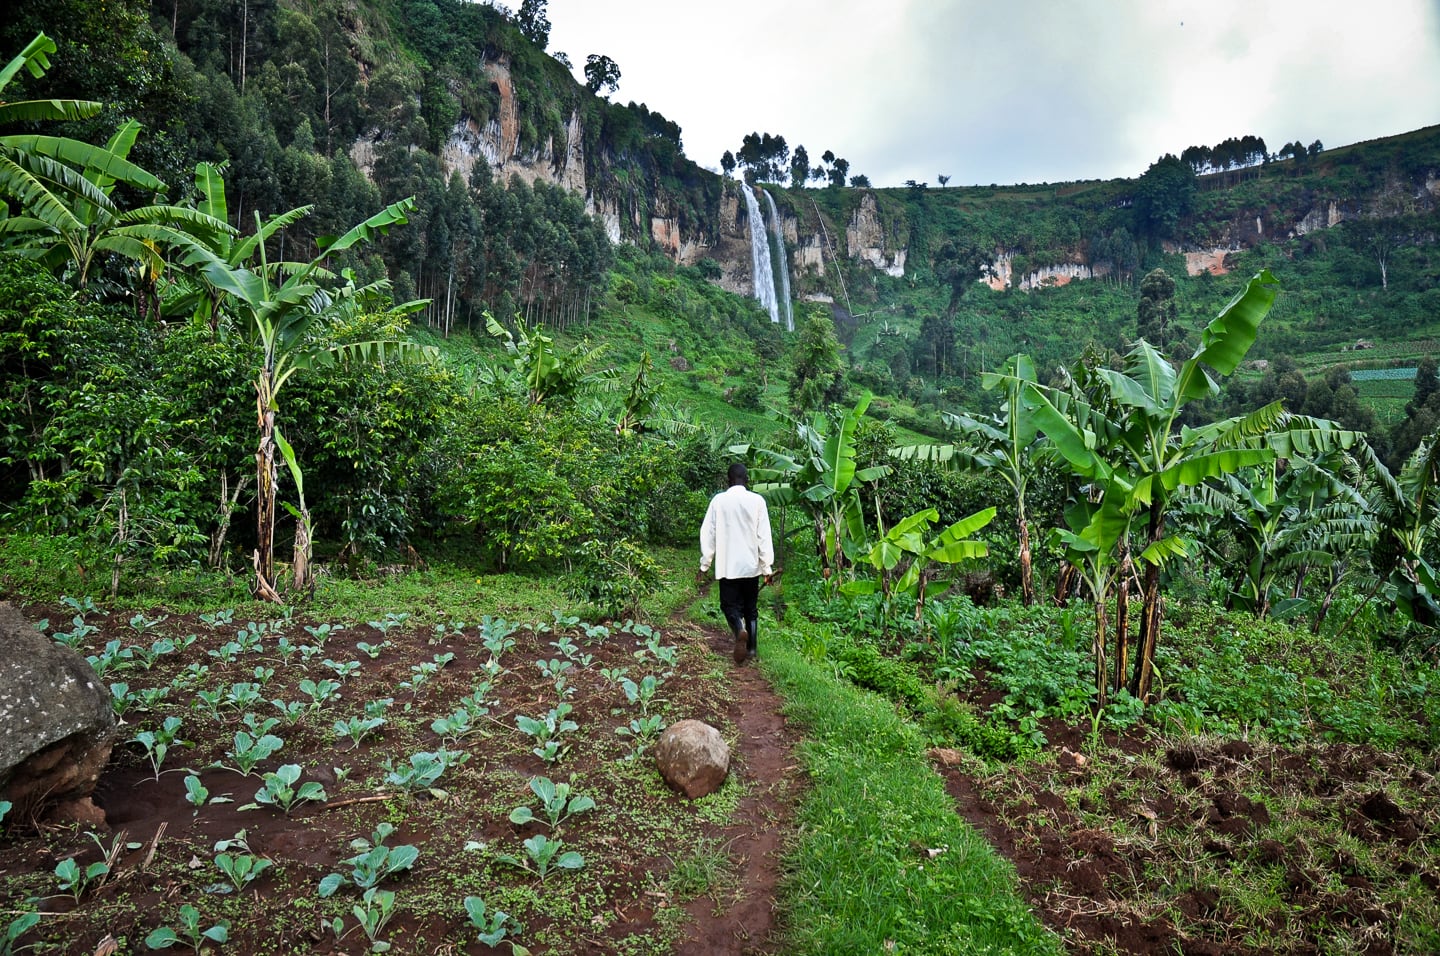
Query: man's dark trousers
[{"left": 718, "top": 577, "right": 760, "bottom": 656}]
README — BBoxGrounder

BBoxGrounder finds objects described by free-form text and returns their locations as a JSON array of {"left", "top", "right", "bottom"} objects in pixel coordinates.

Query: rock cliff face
[
  {"left": 1183, "top": 249, "right": 1233, "bottom": 276},
  {"left": 435, "top": 58, "right": 589, "bottom": 195},
  {"left": 713, "top": 190, "right": 756, "bottom": 297},
  {"left": 363, "top": 55, "right": 1439, "bottom": 305},
  {"left": 1294, "top": 200, "right": 1350, "bottom": 236},
  {"left": 795, "top": 234, "right": 827, "bottom": 277},
  {"left": 984, "top": 163, "right": 1440, "bottom": 287},
  {"left": 986, "top": 254, "right": 1111, "bottom": 291},
  {"left": 648, "top": 194, "right": 707, "bottom": 265},
  {"left": 846, "top": 194, "right": 906, "bottom": 277},
  {"left": 352, "top": 59, "right": 910, "bottom": 303}
]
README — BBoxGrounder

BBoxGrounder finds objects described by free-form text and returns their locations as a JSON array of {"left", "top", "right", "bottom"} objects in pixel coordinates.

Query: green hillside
[{"left": 2, "top": 0, "right": 1439, "bottom": 574}]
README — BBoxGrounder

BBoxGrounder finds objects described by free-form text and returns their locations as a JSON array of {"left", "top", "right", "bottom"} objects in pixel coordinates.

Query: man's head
[{"left": 727, "top": 462, "right": 749, "bottom": 487}]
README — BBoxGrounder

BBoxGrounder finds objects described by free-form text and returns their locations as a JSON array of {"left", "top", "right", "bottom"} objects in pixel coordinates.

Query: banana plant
[
  {"left": 1022, "top": 364, "right": 1140, "bottom": 702},
  {"left": 274, "top": 428, "right": 313, "bottom": 594},
  {"left": 180, "top": 177, "right": 433, "bottom": 600},
  {"left": 1185, "top": 435, "right": 1369, "bottom": 619},
  {"left": 747, "top": 393, "right": 891, "bottom": 585},
  {"left": 938, "top": 353, "right": 1044, "bottom": 604},
  {"left": 0, "top": 35, "right": 151, "bottom": 216},
  {"left": 1352, "top": 432, "right": 1440, "bottom": 631},
  {"left": 0, "top": 36, "right": 227, "bottom": 290},
  {"left": 614, "top": 351, "right": 660, "bottom": 435},
  {"left": 161, "top": 161, "right": 308, "bottom": 329},
  {"left": 484, "top": 311, "right": 616, "bottom": 406},
  {"left": 0, "top": 119, "right": 231, "bottom": 289},
  {"left": 843, "top": 505, "right": 995, "bottom": 624},
  {"left": 1024, "top": 271, "right": 1284, "bottom": 700},
  {"left": 1049, "top": 488, "right": 1136, "bottom": 705}
]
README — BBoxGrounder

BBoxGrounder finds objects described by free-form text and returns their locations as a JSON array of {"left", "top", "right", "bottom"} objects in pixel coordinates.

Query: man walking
[{"left": 699, "top": 462, "right": 775, "bottom": 663}]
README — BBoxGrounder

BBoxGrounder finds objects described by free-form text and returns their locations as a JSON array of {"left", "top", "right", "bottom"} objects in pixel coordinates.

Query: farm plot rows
[{"left": 0, "top": 603, "right": 781, "bottom": 954}]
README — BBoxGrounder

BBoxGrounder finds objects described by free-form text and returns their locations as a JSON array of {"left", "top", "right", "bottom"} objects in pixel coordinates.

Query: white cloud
[{"left": 543, "top": 0, "right": 1440, "bottom": 187}]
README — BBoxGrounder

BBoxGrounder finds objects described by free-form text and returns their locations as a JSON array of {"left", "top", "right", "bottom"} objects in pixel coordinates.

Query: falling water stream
[
  {"left": 761, "top": 189, "right": 793, "bottom": 331},
  {"left": 739, "top": 184, "right": 782, "bottom": 326}
]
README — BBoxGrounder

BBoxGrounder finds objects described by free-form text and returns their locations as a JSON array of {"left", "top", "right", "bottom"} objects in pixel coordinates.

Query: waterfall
[
  {"left": 762, "top": 189, "right": 794, "bottom": 331},
  {"left": 739, "top": 184, "right": 781, "bottom": 326}
]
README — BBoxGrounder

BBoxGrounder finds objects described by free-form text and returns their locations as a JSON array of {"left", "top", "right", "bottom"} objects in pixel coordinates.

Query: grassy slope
[{"left": 792, "top": 127, "right": 1439, "bottom": 422}]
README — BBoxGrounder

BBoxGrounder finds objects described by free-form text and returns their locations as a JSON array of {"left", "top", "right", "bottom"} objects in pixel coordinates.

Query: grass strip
[{"left": 762, "top": 621, "right": 1062, "bottom": 956}]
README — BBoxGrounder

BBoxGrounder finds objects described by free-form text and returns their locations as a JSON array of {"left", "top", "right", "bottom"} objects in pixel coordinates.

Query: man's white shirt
[{"left": 699, "top": 485, "right": 775, "bottom": 580}]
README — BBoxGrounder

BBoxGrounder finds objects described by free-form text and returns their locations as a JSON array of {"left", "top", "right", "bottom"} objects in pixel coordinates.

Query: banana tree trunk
[
  {"left": 1131, "top": 504, "right": 1165, "bottom": 701},
  {"left": 1093, "top": 582, "right": 1109, "bottom": 709},
  {"left": 292, "top": 503, "right": 312, "bottom": 593},
  {"left": 1017, "top": 513, "right": 1035, "bottom": 606},
  {"left": 110, "top": 487, "right": 128, "bottom": 600},
  {"left": 1055, "top": 562, "right": 1076, "bottom": 605},
  {"left": 913, "top": 568, "right": 930, "bottom": 625},
  {"left": 254, "top": 377, "right": 281, "bottom": 603},
  {"left": 1312, "top": 563, "right": 1344, "bottom": 635},
  {"left": 1113, "top": 548, "right": 1132, "bottom": 693}
]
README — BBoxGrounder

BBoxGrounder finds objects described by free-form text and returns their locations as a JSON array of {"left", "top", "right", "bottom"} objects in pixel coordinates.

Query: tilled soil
[
  {"left": 11, "top": 595, "right": 1438, "bottom": 955},
  {"left": 0, "top": 604, "right": 801, "bottom": 955},
  {"left": 934, "top": 727, "right": 1440, "bottom": 955}
]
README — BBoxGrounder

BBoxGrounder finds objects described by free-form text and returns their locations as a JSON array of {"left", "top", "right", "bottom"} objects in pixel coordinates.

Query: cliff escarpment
[{"left": 16, "top": 0, "right": 1433, "bottom": 326}]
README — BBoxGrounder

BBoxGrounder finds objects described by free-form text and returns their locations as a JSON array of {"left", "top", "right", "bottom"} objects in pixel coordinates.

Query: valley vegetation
[{"left": 1, "top": 2, "right": 1439, "bottom": 953}]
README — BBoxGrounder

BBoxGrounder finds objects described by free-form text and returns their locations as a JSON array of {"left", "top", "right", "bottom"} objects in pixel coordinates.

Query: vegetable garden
[{"left": 0, "top": 593, "right": 801, "bottom": 954}]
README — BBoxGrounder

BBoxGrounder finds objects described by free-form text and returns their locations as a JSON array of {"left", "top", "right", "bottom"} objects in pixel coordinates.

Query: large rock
[
  {"left": 0, "top": 603, "right": 115, "bottom": 823},
  {"left": 654, "top": 719, "right": 729, "bottom": 799}
]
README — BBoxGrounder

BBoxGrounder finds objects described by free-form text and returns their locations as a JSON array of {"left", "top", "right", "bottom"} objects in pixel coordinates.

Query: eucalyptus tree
[
  {"left": 1136, "top": 268, "right": 1179, "bottom": 348},
  {"left": 181, "top": 173, "right": 431, "bottom": 600}
]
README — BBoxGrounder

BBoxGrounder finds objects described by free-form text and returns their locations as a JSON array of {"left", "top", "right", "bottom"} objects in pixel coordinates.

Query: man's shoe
[{"left": 733, "top": 632, "right": 747, "bottom": 664}]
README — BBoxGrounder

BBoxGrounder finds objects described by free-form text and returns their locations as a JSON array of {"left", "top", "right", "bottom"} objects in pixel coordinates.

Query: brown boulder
[
  {"left": 654, "top": 719, "right": 729, "bottom": 798},
  {"left": 0, "top": 603, "right": 115, "bottom": 823}
]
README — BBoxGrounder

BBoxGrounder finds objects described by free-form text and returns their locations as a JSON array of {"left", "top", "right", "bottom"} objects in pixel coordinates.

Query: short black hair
[{"left": 727, "top": 462, "right": 749, "bottom": 486}]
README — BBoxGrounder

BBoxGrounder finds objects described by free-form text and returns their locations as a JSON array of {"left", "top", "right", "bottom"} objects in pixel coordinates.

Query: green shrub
[
  {"left": 831, "top": 640, "right": 928, "bottom": 712},
  {"left": 567, "top": 537, "right": 664, "bottom": 620},
  {"left": 729, "top": 380, "right": 763, "bottom": 411},
  {"left": 919, "top": 696, "right": 1024, "bottom": 762},
  {"left": 0, "top": 258, "right": 249, "bottom": 573},
  {"left": 432, "top": 398, "right": 702, "bottom": 568},
  {"left": 286, "top": 311, "right": 458, "bottom": 559}
]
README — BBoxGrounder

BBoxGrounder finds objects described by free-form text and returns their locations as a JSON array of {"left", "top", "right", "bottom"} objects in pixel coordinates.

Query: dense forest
[{"left": 0, "top": 0, "right": 721, "bottom": 332}]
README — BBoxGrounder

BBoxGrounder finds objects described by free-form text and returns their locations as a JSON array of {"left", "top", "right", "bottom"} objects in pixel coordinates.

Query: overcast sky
[{"left": 543, "top": 0, "right": 1440, "bottom": 188}]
